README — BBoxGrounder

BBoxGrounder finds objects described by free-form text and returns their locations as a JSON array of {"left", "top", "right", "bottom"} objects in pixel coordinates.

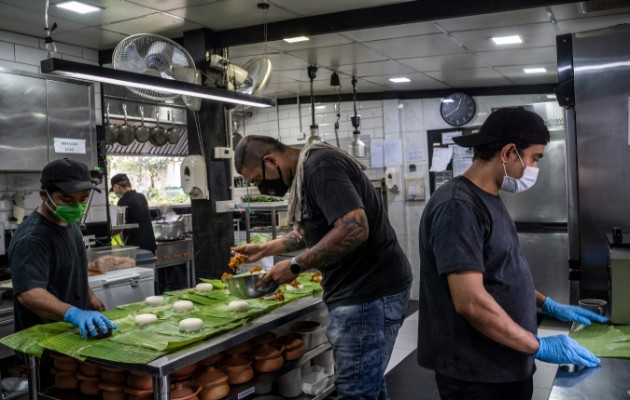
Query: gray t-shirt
[
  {"left": 417, "top": 176, "right": 537, "bottom": 383},
  {"left": 300, "top": 149, "right": 412, "bottom": 308}
]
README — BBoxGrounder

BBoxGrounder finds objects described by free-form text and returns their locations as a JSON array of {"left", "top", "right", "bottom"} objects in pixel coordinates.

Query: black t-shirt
[
  {"left": 9, "top": 211, "right": 90, "bottom": 332},
  {"left": 300, "top": 149, "right": 412, "bottom": 308},
  {"left": 118, "top": 190, "right": 157, "bottom": 254},
  {"left": 417, "top": 176, "right": 537, "bottom": 383}
]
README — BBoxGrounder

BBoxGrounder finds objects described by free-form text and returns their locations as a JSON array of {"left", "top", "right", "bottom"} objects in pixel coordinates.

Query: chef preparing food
[
  {"left": 417, "top": 108, "right": 607, "bottom": 400},
  {"left": 8, "top": 159, "right": 117, "bottom": 386},
  {"left": 232, "top": 135, "right": 412, "bottom": 399}
]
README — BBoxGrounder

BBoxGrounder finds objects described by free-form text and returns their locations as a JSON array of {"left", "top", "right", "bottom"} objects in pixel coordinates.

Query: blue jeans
[{"left": 326, "top": 285, "right": 411, "bottom": 400}]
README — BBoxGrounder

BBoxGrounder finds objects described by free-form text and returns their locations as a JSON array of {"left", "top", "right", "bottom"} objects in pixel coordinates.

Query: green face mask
[{"left": 46, "top": 192, "right": 87, "bottom": 223}]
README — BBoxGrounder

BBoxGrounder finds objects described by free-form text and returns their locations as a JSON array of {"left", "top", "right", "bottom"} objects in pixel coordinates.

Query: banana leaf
[{"left": 570, "top": 323, "right": 630, "bottom": 358}]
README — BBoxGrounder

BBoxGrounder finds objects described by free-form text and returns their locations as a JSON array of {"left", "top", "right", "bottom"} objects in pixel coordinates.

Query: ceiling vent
[{"left": 577, "top": 0, "right": 630, "bottom": 13}]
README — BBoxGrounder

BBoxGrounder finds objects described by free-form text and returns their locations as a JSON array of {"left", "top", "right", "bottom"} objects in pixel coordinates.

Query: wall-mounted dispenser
[
  {"left": 181, "top": 155, "right": 209, "bottom": 200},
  {"left": 385, "top": 167, "right": 400, "bottom": 192}
]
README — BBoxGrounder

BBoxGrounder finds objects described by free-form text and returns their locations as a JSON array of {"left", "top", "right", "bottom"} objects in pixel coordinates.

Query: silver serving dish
[{"left": 224, "top": 273, "right": 278, "bottom": 299}]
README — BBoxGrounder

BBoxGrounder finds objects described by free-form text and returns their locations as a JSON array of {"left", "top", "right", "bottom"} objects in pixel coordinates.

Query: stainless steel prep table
[
  {"left": 549, "top": 357, "right": 630, "bottom": 399},
  {"left": 26, "top": 293, "right": 326, "bottom": 400}
]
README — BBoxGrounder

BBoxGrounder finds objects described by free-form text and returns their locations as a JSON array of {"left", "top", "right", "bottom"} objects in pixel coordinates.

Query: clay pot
[
  {"left": 193, "top": 366, "right": 230, "bottom": 400},
  {"left": 76, "top": 373, "right": 101, "bottom": 396},
  {"left": 250, "top": 331, "right": 276, "bottom": 346},
  {"left": 170, "top": 381, "right": 202, "bottom": 400},
  {"left": 99, "top": 382, "right": 127, "bottom": 400},
  {"left": 199, "top": 353, "right": 224, "bottom": 367},
  {"left": 171, "top": 362, "right": 198, "bottom": 381},
  {"left": 219, "top": 354, "right": 254, "bottom": 385},
  {"left": 278, "top": 334, "right": 306, "bottom": 361},
  {"left": 79, "top": 361, "right": 100, "bottom": 377},
  {"left": 127, "top": 371, "right": 153, "bottom": 390},
  {"left": 125, "top": 387, "right": 153, "bottom": 400},
  {"left": 51, "top": 368, "right": 78, "bottom": 390},
  {"left": 51, "top": 354, "right": 78, "bottom": 372},
  {"left": 101, "top": 366, "right": 128, "bottom": 385},
  {"left": 225, "top": 341, "right": 251, "bottom": 355},
  {"left": 252, "top": 343, "right": 284, "bottom": 373}
]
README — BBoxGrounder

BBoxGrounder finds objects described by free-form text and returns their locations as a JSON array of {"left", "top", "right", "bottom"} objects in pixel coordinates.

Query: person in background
[
  {"left": 9, "top": 159, "right": 117, "bottom": 386},
  {"left": 110, "top": 173, "right": 157, "bottom": 255},
  {"left": 417, "top": 108, "right": 607, "bottom": 400},
  {"left": 232, "top": 136, "right": 412, "bottom": 400}
]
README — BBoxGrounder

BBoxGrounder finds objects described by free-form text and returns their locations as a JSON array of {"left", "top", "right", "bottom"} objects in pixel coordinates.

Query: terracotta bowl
[
  {"left": 125, "top": 387, "right": 153, "bottom": 400},
  {"left": 170, "top": 381, "right": 202, "bottom": 400},
  {"left": 51, "top": 354, "right": 78, "bottom": 372},
  {"left": 51, "top": 368, "right": 78, "bottom": 390},
  {"left": 278, "top": 334, "right": 306, "bottom": 361},
  {"left": 219, "top": 354, "right": 254, "bottom": 385},
  {"left": 76, "top": 373, "right": 101, "bottom": 396},
  {"left": 127, "top": 371, "right": 153, "bottom": 390},
  {"left": 79, "top": 361, "right": 100, "bottom": 377},
  {"left": 199, "top": 353, "right": 224, "bottom": 367},
  {"left": 101, "top": 366, "right": 128, "bottom": 385},
  {"left": 171, "top": 362, "right": 198, "bottom": 380},
  {"left": 99, "top": 382, "right": 128, "bottom": 400},
  {"left": 250, "top": 331, "right": 276, "bottom": 347}
]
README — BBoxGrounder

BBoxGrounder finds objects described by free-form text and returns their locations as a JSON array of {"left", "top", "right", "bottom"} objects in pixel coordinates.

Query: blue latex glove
[
  {"left": 63, "top": 306, "right": 117, "bottom": 339},
  {"left": 540, "top": 297, "right": 608, "bottom": 326},
  {"left": 534, "top": 335, "right": 600, "bottom": 368}
]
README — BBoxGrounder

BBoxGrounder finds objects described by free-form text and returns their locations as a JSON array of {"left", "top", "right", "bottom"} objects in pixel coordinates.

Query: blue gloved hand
[
  {"left": 540, "top": 297, "right": 608, "bottom": 326},
  {"left": 534, "top": 335, "right": 600, "bottom": 368},
  {"left": 63, "top": 306, "right": 117, "bottom": 339}
]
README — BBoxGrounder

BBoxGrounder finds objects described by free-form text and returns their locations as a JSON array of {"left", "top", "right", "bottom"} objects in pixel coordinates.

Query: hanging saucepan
[
  {"left": 135, "top": 106, "right": 151, "bottom": 143},
  {"left": 104, "top": 102, "right": 118, "bottom": 145},
  {"left": 167, "top": 109, "right": 183, "bottom": 145},
  {"left": 149, "top": 109, "right": 168, "bottom": 146},
  {"left": 117, "top": 103, "right": 135, "bottom": 146}
]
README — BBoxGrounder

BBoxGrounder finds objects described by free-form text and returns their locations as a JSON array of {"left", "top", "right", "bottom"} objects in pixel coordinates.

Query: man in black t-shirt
[
  {"left": 232, "top": 136, "right": 412, "bottom": 399},
  {"left": 110, "top": 173, "right": 157, "bottom": 254},
  {"left": 418, "top": 108, "right": 608, "bottom": 400}
]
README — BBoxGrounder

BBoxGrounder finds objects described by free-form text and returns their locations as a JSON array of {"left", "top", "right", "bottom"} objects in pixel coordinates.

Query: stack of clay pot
[
  {"left": 99, "top": 365, "right": 128, "bottom": 400},
  {"left": 277, "top": 333, "right": 306, "bottom": 361},
  {"left": 219, "top": 352, "right": 254, "bottom": 385},
  {"left": 76, "top": 361, "right": 102, "bottom": 396},
  {"left": 50, "top": 353, "right": 79, "bottom": 390},
  {"left": 171, "top": 362, "right": 199, "bottom": 383},
  {"left": 125, "top": 371, "right": 153, "bottom": 400},
  {"left": 251, "top": 342, "right": 285, "bottom": 373},
  {"left": 193, "top": 365, "right": 230, "bottom": 400},
  {"left": 170, "top": 381, "right": 202, "bottom": 400}
]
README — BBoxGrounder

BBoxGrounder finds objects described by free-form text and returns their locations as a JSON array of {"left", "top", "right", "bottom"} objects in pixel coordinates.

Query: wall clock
[{"left": 440, "top": 92, "right": 476, "bottom": 126}]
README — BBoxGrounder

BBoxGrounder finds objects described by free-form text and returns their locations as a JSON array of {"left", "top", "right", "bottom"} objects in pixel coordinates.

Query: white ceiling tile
[
  {"left": 269, "top": 0, "right": 406, "bottom": 16},
  {"left": 557, "top": 13, "right": 630, "bottom": 34},
  {"left": 104, "top": 13, "right": 205, "bottom": 38},
  {"left": 230, "top": 53, "right": 308, "bottom": 72},
  {"left": 266, "top": 34, "right": 353, "bottom": 52},
  {"left": 495, "top": 63, "right": 558, "bottom": 85},
  {"left": 475, "top": 46, "right": 557, "bottom": 67},
  {"left": 126, "top": 0, "right": 219, "bottom": 12},
  {"left": 52, "top": 27, "right": 130, "bottom": 50},
  {"left": 399, "top": 53, "right": 487, "bottom": 72},
  {"left": 286, "top": 43, "right": 388, "bottom": 67},
  {"left": 340, "top": 21, "right": 440, "bottom": 42},
  {"left": 41, "top": 0, "right": 155, "bottom": 26},
  {"left": 450, "top": 23, "right": 557, "bottom": 52},
  {"left": 168, "top": 0, "right": 299, "bottom": 30},
  {"left": 336, "top": 60, "right": 415, "bottom": 77},
  {"left": 425, "top": 67, "right": 512, "bottom": 87},
  {"left": 274, "top": 68, "right": 334, "bottom": 82},
  {"left": 228, "top": 43, "right": 271, "bottom": 58},
  {"left": 363, "top": 34, "right": 466, "bottom": 59},
  {"left": 0, "top": 3, "right": 88, "bottom": 37},
  {"left": 364, "top": 73, "right": 449, "bottom": 90},
  {"left": 437, "top": 8, "right": 550, "bottom": 31},
  {"left": 269, "top": 72, "right": 299, "bottom": 84}
]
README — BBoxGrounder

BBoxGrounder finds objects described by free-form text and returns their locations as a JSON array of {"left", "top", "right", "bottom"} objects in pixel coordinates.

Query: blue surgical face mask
[{"left": 501, "top": 148, "right": 539, "bottom": 193}]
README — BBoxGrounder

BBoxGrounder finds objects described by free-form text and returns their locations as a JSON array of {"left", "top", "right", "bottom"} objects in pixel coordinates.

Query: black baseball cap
[
  {"left": 110, "top": 173, "right": 129, "bottom": 192},
  {"left": 453, "top": 107, "right": 550, "bottom": 148},
  {"left": 41, "top": 158, "right": 100, "bottom": 193}
]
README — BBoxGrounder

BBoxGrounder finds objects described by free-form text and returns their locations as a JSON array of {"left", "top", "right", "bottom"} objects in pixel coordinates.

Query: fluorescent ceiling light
[
  {"left": 315, "top": 105, "right": 326, "bottom": 109},
  {"left": 547, "top": 94, "right": 556, "bottom": 99},
  {"left": 41, "top": 58, "right": 275, "bottom": 108},
  {"left": 491, "top": 35, "right": 523, "bottom": 45},
  {"left": 389, "top": 77, "right": 411, "bottom": 83},
  {"left": 56, "top": 1, "right": 101, "bottom": 14},
  {"left": 283, "top": 36, "right": 309, "bottom": 43},
  {"left": 524, "top": 67, "right": 547, "bottom": 74}
]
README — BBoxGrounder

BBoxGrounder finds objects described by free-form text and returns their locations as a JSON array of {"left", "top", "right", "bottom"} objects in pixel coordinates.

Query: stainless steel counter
[
  {"left": 27, "top": 293, "right": 326, "bottom": 400},
  {"left": 549, "top": 357, "right": 630, "bottom": 400}
]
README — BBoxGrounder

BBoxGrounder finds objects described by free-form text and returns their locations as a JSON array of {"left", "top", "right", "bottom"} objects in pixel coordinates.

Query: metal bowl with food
[{"left": 224, "top": 273, "right": 278, "bottom": 299}]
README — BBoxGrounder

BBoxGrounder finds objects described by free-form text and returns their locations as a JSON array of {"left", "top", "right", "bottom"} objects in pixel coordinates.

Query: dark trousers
[{"left": 436, "top": 372, "right": 534, "bottom": 400}]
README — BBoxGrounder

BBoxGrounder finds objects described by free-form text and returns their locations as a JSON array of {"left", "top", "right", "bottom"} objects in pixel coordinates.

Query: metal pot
[
  {"left": 152, "top": 217, "right": 182, "bottom": 241},
  {"left": 149, "top": 110, "right": 168, "bottom": 147},
  {"left": 105, "top": 102, "right": 118, "bottom": 145},
  {"left": 135, "top": 106, "right": 151, "bottom": 143},
  {"left": 117, "top": 103, "right": 135, "bottom": 146},
  {"left": 180, "top": 214, "right": 193, "bottom": 233}
]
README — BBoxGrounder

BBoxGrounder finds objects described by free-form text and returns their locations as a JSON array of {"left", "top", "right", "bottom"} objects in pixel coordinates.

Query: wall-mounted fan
[{"left": 208, "top": 55, "right": 272, "bottom": 96}]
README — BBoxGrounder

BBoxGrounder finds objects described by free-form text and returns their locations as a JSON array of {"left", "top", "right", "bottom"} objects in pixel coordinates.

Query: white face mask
[{"left": 501, "top": 148, "right": 539, "bottom": 193}]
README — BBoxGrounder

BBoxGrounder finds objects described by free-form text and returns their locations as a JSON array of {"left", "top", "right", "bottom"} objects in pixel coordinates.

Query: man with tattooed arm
[{"left": 232, "top": 135, "right": 412, "bottom": 400}]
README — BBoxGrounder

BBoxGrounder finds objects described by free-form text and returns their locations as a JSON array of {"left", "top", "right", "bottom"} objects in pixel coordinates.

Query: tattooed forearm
[
  {"left": 298, "top": 208, "right": 369, "bottom": 270},
  {"left": 282, "top": 230, "right": 306, "bottom": 252}
]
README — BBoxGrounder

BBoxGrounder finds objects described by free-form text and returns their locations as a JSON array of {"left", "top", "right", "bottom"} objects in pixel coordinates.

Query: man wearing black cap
[
  {"left": 9, "top": 159, "right": 117, "bottom": 387},
  {"left": 417, "top": 108, "right": 607, "bottom": 399},
  {"left": 110, "top": 173, "right": 156, "bottom": 254}
]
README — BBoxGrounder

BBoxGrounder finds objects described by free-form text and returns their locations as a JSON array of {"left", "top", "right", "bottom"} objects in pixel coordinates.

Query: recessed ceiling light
[
  {"left": 389, "top": 77, "right": 411, "bottom": 83},
  {"left": 524, "top": 67, "right": 547, "bottom": 74},
  {"left": 315, "top": 105, "right": 326, "bottom": 110},
  {"left": 491, "top": 35, "right": 523, "bottom": 45},
  {"left": 56, "top": 1, "right": 101, "bottom": 14},
  {"left": 283, "top": 36, "right": 309, "bottom": 43}
]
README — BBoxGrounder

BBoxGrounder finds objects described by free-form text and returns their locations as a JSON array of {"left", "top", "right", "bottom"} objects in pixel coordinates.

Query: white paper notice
[
  {"left": 54, "top": 138, "right": 86, "bottom": 154},
  {"left": 442, "top": 131, "right": 462, "bottom": 145},
  {"left": 384, "top": 138, "right": 403, "bottom": 166},
  {"left": 429, "top": 147, "right": 453, "bottom": 172},
  {"left": 406, "top": 148, "right": 426, "bottom": 162},
  {"left": 371, "top": 139, "right": 384, "bottom": 168},
  {"left": 452, "top": 157, "right": 473, "bottom": 177}
]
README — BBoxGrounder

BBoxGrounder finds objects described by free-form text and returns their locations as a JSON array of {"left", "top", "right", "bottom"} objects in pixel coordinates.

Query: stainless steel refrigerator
[{"left": 555, "top": 23, "right": 630, "bottom": 301}]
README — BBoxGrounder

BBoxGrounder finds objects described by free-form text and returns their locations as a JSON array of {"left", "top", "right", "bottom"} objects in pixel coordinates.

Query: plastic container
[
  {"left": 278, "top": 367, "right": 302, "bottom": 398},
  {"left": 87, "top": 246, "right": 138, "bottom": 273}
]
